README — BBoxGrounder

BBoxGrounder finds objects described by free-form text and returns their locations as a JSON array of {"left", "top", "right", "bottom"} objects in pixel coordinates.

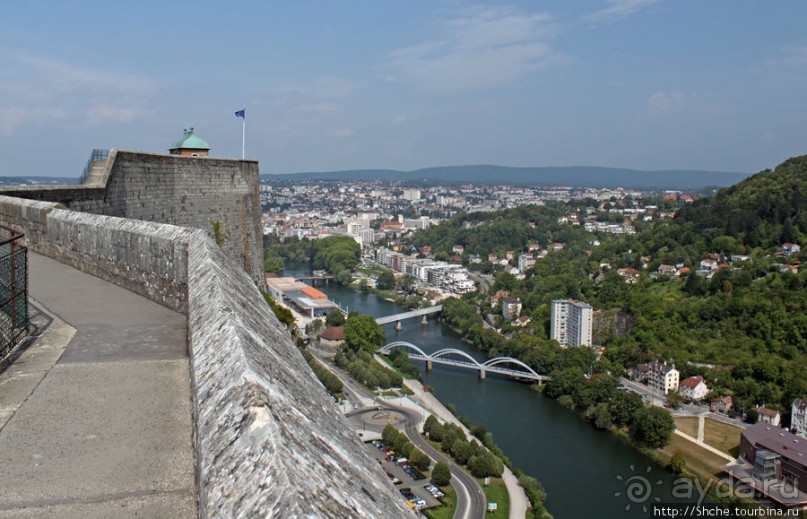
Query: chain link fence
[{"left": 0, "top": 226, "right": 28, "bottom": 362}]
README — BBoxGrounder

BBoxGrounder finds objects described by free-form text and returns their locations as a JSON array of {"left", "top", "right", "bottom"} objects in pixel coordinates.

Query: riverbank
[{"left": 400, "top": 379, "right": 530, "bottom": 519}]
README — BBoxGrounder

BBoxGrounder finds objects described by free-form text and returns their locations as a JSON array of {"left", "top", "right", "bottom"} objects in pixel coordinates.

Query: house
[
  {"left": 633, "top": 361, "right": 679, "bottom": 394},
  {"left": 677, "top": 267, "right": 691, "bottom": 276},
  {"left": 757, "top": 407, "right": 781, "bottom": 427},
  {"left": 512, "top": 315, "right": 532, "bottom": 327},
  {"left": 489, "top": 290, "right": 509, "bottom": 308},
  {"left": 551, "top": 243, "right": 565, "bottom": 251},
  {"left": 319, "top": 326, "right": 345, "bottom": 348},
  {"left": 487, "top": 253, "right": 498, "bottom": 262},
  {"left": 678, "top": 376, "right": 709, "bottom": 401},
  {"left": 502, "top": 298, "right": 522, "bottom": 321},
  {"left": 782, "top": 243, "right": 801, "bottom": 256},
  {"left": 700, "top": 259, "right": 718, "bottom": 271},
  {"left": 617, "top": 268, "right": 641, "bottom": 283},
  {"left": 710, "top": 396, "right": 733, "bottom": 414},
  {"left": 657, "top": 264, "right": 678, "bottom": 277},
  {"left": 452, "top": 244, "right": 465, "bottom": 254},
  {"left": 792, "top": 399, "right": 807, "bottom": 439}
]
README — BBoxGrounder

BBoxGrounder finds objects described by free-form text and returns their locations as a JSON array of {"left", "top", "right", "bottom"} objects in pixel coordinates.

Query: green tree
[
  {"left": 344, "top": 314, "right": 386, "bottom": 352},
  {"left": 666, "top": 390, "right": 684, "bottom": 408},
  {"left": 263, "top": 256, "right": 284, "bottom": 274},
  {"left": 376, "top": 270, "right": 396, "bottom": 290},
  {"left": 325, "top": 309, "right": 346, "bottom": 327},
  {"left": 424, "top": 414, "right": 444, "bottom": 442},
  {"left": 450, "top": 438, "right": 473, "bottom": 465},
  {"left": 631, "top": 406, "right": 675, "bottom": 449},
  {"left": 591, "top": 402, "right": 613, "bottom": 430},
  {"left": 669, "top": 453, "right": 686, "bottom": 475},
  {"left": 382, "top": 424, "right": 398, "bottom": 446},
  {"left": 431, "top": 461, "right": 452, "bottom": 486},
  {"left": 408, "top": 448, "right": 431, "bottom": 472}
]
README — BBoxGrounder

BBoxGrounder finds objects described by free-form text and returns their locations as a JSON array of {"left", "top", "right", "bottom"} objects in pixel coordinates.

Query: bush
[{"left": 409, "top": 448, "right": 431, "bottom": 472}]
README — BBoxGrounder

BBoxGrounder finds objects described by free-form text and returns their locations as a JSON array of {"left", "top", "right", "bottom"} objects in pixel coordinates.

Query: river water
[{"left": 286, "top": 265, "right": 691, "bottom": 518}]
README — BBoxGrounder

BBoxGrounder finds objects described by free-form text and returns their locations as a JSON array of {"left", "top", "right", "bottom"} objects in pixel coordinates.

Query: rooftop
[
  {"left": 169, "top": 127, "right": 210, "bottom": 151},
  {"left": 743, "top": 422, "right": 807, "bottom": 461}
]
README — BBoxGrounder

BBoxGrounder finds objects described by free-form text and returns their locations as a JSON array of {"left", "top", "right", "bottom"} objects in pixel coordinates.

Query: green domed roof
[{"left": 170, "top": 128, "right": 210, "bottom": 151}]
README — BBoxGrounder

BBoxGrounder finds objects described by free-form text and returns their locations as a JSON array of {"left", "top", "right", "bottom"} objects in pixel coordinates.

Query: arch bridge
[{"left": 379, "top": 341, "right": 550, "bottom": 383}]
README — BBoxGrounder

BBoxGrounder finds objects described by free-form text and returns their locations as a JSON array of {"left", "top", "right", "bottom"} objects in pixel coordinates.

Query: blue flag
[{"left": 235, "top": 108, "right": 245, "bottom": 119}]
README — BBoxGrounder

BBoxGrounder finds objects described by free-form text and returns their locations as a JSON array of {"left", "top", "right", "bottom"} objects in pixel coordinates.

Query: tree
[
  {"left": 431, "top": 461, "right": 451, "bottom": 486},
  {"left": 408, "top": 448, "right": 431, "bottom": 472},
  {"left": 468, "top": 452, "right": 503, "bottom": 478},
  {"left": 630, "top": 406, "right": 675, "bottom": 449},
  {"left": 382, "top": 424, "right": 398, "bottom": 446},
  {"left": 450, "top": 438, "right": 473, "bottom": 465},
  {"left": 263, "top": 256, "right": 284, "bottom": 274},
  {"left": 666, "top": 390, "right": 684, "bottom": 408},
  {"left": 669, "top": 453, "right": 686, "bottom": 475},
  {"left": 424, "top": 415, "right": 444, "bottom": 442},
  {"left": 376, "top": 271, "right": 396, "bottom": 290},
  {"left": 305, "top": 319, "right": 323, "bottom": 335},
  {"left": 325, "top": 309, "right": 346, "bottom": 327},
  {"left": 344, "top": 314, "right": 386, "bottom": 352},
  {"left": 591, "top": 402, "right": 613, "bottom": 430}
]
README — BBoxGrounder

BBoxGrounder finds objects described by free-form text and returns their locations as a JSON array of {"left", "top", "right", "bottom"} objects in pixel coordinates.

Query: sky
[{"left": 1, "top": 1, "right": 806, "bottom": 177}]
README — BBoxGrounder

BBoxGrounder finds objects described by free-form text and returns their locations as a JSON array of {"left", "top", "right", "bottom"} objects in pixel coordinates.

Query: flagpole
[{"left": 241, "top": 106, "right": 246, "bottom": 160}]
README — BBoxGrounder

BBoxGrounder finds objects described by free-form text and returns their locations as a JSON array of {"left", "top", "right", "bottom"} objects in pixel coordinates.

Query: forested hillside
[{"left": 416, "top": 155, "right": 807, "bottom": 418}]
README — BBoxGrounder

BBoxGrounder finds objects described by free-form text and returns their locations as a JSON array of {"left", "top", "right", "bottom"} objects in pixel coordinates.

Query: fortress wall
[
  {"left": 0, "top": 149, "right": 265, "bottom": 286},
  {"left": 0, "top": 195, "right": 409, "bottom": 518}
]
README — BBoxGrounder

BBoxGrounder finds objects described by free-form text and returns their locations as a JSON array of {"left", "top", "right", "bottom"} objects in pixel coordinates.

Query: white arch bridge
[{"left": 379, "top": 341, "right": 550, "bottom": 383}]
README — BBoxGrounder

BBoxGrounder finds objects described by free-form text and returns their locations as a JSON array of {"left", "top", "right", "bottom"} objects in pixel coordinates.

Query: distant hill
[
  {"left": 0, "top": 176, "right": 78, "bottom": 185},
  {"left": 264, "top": 164, "right": 750, "bottom": 190}
]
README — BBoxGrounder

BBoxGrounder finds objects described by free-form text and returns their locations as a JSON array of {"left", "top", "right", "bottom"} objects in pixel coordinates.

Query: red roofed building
[
  {"left": 319, "top": 326, "right": 345, "bottom": 348},
  {"left": 678, "top": 375, "right": 708, "bottom": 401}
]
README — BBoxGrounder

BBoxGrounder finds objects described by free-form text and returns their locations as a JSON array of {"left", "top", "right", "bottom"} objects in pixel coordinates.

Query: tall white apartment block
[{"left": 550, "top": 299, "right": 593, "bottom": 347}]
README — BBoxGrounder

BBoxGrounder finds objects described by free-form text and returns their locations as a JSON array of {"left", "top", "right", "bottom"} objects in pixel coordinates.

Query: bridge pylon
[
  {"left": 394, "top": 320, "right": 403, "bottom": 331},
  {"left": 479, "top": 368, "right": 486, "bottom": 380},
  {"left": 426, "top": 360, "right": 432, "bottom": 371},
  {"left": 421, "top": 315, "right": 428, "bottom": 325}
]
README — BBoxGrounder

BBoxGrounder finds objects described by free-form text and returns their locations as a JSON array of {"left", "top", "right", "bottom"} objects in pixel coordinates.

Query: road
[
  {"left": 619, "top": 377, "right": 748, "bottom": 428},
  {"left": 317, "top": 351, "right": 486, "bottom": 519},
  {"left": 347, "top": 405, "right": 485, "bottom": 519}
]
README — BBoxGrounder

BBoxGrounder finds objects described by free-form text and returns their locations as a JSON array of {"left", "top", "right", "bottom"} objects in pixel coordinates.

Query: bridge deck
[{"left": 375, "top": 305, "right": 442, "bottom": 325}]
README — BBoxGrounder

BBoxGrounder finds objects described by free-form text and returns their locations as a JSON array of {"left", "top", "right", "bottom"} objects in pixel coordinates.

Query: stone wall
[
  {"left": 0, "top": 195, "right": 409, "bottom": 518},
  {"left": 0, "top": 149, "right": 264, "bottom": 286}
]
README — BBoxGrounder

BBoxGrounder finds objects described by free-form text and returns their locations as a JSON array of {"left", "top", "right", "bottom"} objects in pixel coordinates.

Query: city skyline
[{"left": 2, "top": 1, "right": 806, "bottom": 177}]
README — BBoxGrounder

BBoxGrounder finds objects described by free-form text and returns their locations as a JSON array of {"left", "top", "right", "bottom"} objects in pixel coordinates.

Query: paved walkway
[
  {"left": 0, "top": 253, "right": 196, "bottom": 517},
  {"left": 672, "top": 429, "right": 735, "bottom": 463}
]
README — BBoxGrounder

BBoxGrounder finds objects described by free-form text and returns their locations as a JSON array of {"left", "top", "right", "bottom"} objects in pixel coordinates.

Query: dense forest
[{"left": 430, "top": 156, "right": 807, "bottom": 420}]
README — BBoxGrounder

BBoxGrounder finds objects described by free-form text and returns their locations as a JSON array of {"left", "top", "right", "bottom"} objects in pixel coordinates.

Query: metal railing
[
  {"left": 0, "top": 225, "right": 28, "bottom": 361},
  {"left": 78, "top": 148, "right": 109, "bottom": 184}
]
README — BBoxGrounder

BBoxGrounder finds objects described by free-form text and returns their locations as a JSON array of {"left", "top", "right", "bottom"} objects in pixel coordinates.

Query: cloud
[
  {"left": 646, "top": 91, "right": 685, "bottom": 116},
  {"left": 0, "top": 52, "right": 155, "bottom": 133},
  {"left": 768, "top": 46, "right": 807, "bottom": 68},
  {"left": 387, "top": 5, "right": 565, "bottom": 95},
  {"left": 268, "top": 77, "right": 362, "bottom": 100},
  {"left": 86, "top": 105, "right": 151, "bottom": 124},
  {"left": 585, "top": 0, "right": 661, "bottom": 24}
]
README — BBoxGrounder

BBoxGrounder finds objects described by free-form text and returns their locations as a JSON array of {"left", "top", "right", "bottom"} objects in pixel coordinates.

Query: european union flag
[{"left": 235, "top": 108, "right": 245, "bottom": 119}]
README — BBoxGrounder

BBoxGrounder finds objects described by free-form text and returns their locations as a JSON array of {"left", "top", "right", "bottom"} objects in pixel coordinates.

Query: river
[{"left": 287, "top": 264, "right": 691, "bottom": 518}]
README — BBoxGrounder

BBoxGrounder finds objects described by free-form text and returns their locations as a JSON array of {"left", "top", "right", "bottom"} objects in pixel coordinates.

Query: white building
[
  {"left": 402, "top": 189, "right": 421, "bottom": 201},
  {"left": 792, "top": 399, "right": 807, "bottom": 438},
  {"left": 550, "top": 299, "right": 593, "bottom": 347},
  {"left": 638, "top": 361, "right": 679, "bottom": 395},
  {"left": 678, "top": 376, "right": 709, "bottom": 401},
  {"left": 518, "top": 253, "right": 536, "bottom": 273}
]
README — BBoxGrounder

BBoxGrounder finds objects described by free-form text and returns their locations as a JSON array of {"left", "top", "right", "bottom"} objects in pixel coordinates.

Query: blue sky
[{"left": 1, "top": 1, "right": 806, "bottom": 176}]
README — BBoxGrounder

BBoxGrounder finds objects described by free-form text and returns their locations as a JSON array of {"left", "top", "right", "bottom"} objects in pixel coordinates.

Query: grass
[
  {"left": 480, "top": 478, "right": 510, "bottom": 518},
  {"left": 661, "top": 434, "right": 730, "bottom": 481},
  {"left": 703, "top": 418, "right": 742, "bottom": 456},
  {"left": 375, "top": 354, "right": 420, "bottom": 381},
  {"left": 423, "top": 485, "right": 457, "bottom": 519},
  {"left": 674, "top": 416, "right": 700, "bottom": 438}
]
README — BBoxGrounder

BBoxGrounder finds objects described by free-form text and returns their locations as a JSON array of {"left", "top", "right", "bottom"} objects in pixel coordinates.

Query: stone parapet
[{"left": 0, "top": 195, "right": 409, "bottom": 518}]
